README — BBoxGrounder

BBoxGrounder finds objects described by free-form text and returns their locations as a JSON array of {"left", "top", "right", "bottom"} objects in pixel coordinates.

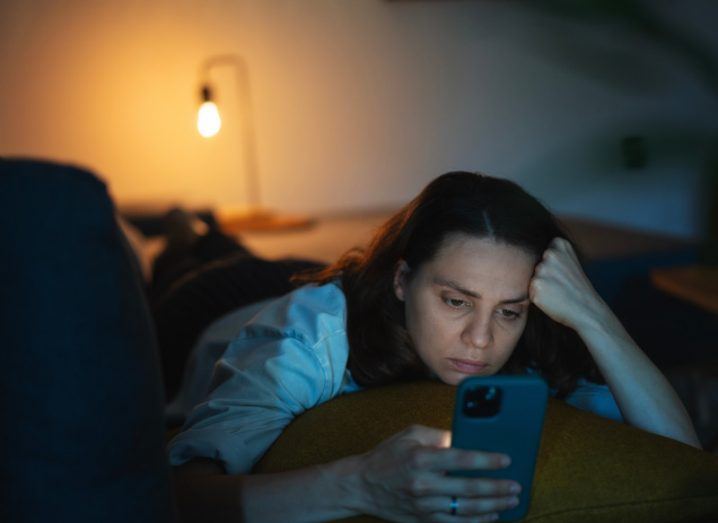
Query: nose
[{"left": 461, "top": 313, "right": 493, "bottom": 350}]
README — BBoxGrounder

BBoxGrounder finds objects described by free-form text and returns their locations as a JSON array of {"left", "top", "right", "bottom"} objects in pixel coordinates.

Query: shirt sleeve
[
  {"left": 167, "top": 284, "right": 349, "bottom": 475},
  {"left": 563, "top": 379, "right": 624, "bottom": 423}
]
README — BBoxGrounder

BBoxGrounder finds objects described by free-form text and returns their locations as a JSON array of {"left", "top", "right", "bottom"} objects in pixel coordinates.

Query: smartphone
[{"left": 450, "top": 375, "right": 548, "bottom": 522}]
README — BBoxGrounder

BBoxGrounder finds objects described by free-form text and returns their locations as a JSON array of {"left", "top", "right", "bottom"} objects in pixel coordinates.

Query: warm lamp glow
[
  {"left": 197, "top": 101, "right": 221, "bottom": 138},
  {"left": 194, "top": 54, "right": 315, "bottom": 232}
]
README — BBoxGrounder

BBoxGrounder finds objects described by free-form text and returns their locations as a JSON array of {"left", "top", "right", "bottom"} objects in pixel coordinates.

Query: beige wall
[{"left": 1, "top": 0, "right": 717, "bottom": 236}]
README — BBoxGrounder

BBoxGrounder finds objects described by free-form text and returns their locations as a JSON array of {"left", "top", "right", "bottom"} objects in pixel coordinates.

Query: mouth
[{"left": 448, "top": 358, "right": 489, "bottom": 374}]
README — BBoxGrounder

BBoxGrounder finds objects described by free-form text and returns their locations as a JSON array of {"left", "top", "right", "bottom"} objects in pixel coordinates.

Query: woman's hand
[
  {"left": 527, "top": 238, "right": 702, "bottom": 448},
  {"left": 355, "top": 424, "right": 521, "bottom": 522},
  {"left": 529, "top": 237, "right": 611, "bottom": 333}
]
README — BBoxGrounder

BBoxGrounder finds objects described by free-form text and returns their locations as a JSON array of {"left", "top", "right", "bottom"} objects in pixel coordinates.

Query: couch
[{"left": 2, "top": 158, "right": 718, "bottom": 523}]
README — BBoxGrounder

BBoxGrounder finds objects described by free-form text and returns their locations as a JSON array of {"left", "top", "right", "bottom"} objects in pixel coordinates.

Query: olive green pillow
[{"left": 254, "top": 381, "right": 718, "bottom": 522}]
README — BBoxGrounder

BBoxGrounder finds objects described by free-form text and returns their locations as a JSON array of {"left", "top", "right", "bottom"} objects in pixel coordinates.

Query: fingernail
[
  {"left": 510, "top": 483, "right": 521, "bottom": 494},
  {"left": 508, "top": 496, "right": 520, "bottom": 507},
  {"left": 501, "top": 455, "right": 511, "bottom": 467}
]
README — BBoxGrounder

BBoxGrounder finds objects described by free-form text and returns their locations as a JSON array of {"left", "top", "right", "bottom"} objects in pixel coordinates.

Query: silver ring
[{"left": 450, "top": 496, "right": 458, "bottom": 516}]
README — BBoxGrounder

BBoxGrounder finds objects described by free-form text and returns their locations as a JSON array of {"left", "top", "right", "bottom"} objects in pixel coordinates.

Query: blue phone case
[{"left": 451, "top": 375, "right": 548, "bottom": 522}]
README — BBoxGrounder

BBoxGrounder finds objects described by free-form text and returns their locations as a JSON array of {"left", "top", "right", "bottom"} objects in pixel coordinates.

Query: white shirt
[{"left": 167, "top": 282, "right": 622, "bottom": 475}]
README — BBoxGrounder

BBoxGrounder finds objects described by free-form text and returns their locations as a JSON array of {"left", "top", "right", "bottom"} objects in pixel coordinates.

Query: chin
[
  {"left": 445, "top": 367, "right": 498, "bottom": 385},
  {"left": 444, "top": 375, "right": 463, "bottom": 386},
  {"left": 441, "top": 370, "right": 477, "bottom": 386}
]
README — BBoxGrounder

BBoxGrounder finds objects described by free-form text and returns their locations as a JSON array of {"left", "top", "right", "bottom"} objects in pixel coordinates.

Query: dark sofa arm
[{"left": 0, "top": 159, "right": 176, "bottom": 522}]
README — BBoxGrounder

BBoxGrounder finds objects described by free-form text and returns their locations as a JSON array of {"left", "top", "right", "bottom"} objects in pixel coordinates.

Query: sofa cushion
[
  {"left": 255, "top": 381, "right": 718, "bottom": 522},
  {"left": 0, "top": 159, "right": 175, "bottom": 522}
]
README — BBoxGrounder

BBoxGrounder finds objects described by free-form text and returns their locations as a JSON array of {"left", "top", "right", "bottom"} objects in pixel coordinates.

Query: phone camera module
[{"left": 463, "top": 386, "right": 502, "bottom": 418}]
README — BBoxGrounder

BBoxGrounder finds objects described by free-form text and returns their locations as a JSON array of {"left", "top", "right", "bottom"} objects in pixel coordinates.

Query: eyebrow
[{"left": 433, "top": 277, "right": 529, "bottom": 304}]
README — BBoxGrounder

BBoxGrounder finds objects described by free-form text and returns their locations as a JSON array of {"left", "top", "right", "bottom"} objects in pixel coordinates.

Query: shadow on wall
[
  {"left": 521, "top": 126, "right": 714, "bottom": 238},
  {"left": 521, "top": 0, "right": 718, "bottom": 93},
  {"left": 516, "top": 0, "right": 718, "bottom": 257}
]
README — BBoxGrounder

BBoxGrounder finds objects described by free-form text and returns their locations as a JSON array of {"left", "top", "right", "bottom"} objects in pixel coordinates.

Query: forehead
[{"left": 419, "top": 233, "right": 536, "bottom": 292}]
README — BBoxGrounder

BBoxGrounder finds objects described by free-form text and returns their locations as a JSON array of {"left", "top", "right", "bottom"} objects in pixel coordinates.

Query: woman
[{"left": 169, "top": 171, "right": 699, "bottom": 523}]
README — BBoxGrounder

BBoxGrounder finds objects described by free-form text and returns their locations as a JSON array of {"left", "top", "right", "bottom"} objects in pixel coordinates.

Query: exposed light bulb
[{"left": 197, "top": 101, "right": 221, "bottom": 138}]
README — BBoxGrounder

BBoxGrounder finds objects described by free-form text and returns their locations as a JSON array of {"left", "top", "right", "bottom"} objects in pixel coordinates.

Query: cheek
[
  {"left": 405, "top": 296, "right": 451, "bottom": 356},
  {"left": 497, "top": 317, "right": 528, "bottom": 349},
  {"left": 406, "top": 299, "right": 436, "bottom": 340}
]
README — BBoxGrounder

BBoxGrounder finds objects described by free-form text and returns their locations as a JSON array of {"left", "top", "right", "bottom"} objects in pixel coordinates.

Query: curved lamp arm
[{"left": 197, "top": 54, "right": 261, "bottom": 209}]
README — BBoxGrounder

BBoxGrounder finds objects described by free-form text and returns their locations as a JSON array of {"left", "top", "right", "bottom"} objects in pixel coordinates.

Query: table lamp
[{"left": 197, "top": 54, "right": 314, "bottom": 232}]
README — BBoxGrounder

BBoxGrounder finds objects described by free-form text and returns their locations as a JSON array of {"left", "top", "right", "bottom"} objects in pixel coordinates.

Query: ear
[{"left": 393, "top": 260, "right": 410, "bottom": 302}]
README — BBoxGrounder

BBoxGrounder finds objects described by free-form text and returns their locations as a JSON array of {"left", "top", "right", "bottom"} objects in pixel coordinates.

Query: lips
[{"left": 448, "top": 358, "right": 489, "bottom": 374}]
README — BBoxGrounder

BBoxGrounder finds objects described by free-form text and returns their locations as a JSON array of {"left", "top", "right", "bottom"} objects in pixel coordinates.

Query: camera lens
[{"left": 463, "top": 385, "right": 502, "bottom": 418}]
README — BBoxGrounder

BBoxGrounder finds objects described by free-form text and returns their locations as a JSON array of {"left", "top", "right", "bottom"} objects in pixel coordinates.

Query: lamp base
[{"left": 216, "top": 206, "right": 316, "bottom": 233}]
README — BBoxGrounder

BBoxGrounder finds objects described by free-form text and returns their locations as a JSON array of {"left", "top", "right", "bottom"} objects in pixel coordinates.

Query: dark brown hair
[{"left": 295, "top": 171, "right": 604, "bottom": 398}]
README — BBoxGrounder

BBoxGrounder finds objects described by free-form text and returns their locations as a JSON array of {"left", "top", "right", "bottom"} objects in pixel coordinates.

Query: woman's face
[{"left": 393, "top": 233, "right": 536, "bottom": 385}]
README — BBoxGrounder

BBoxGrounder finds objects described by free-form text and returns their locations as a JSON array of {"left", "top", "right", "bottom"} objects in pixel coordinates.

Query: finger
[
  {"left": 533, "top": 260, "right": 550, "bottom": 278},
  {"left": 555, "top": 236, "right": 581, "bottom": 263},
  {"left": 529, "top": 277, "right": 544, "bottom": 302},
  {"left": 541, "top": 249, "right": 564, "bottom": 271},
  {"left": 409, "top": 446, "right": 510, "bottom": 472},
  {"left": 421, "top": 512, "right": 498, "bottom": 523},
  {"left": 528, "top": 283, "right": 536, "bottom": 303},
  {"left": 542, "top": 243, "right": 566, "bottom": 265},
  {"left": 537, "top": 249, "right": 573, "bottom": 280},
  {"left": 552, "top": 236, "right": 566, "bottom": 247},
  {"left": 419, "top": 510, "right": 499, "bottom": 523},
  {"left": 416, "top": 495, "right": 519, "bottom": 517},
  {"left": 452, "top": 495, "right": 520, "bottom": 516},
  {"left": 401, "top": 425, "right": 452, "bottom": 448},
  {"left": 409, "top": 476, "right": 521, "bottom": 498},
  {"left": 552, "top": 236, "right": 572, "bottom": 251}
]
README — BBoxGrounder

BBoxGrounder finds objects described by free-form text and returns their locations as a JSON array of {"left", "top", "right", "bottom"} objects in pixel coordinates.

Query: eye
[
  {"left": 444, "top": 297, "right": 471, "bottom": 309},
  {"left": 498, "top": 308, "right": 521, "bottom": 320}
]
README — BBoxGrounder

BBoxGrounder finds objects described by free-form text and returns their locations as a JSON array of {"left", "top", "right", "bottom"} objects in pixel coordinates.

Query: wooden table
[{"left": 651, "top": 265, "right": 718, "bottom": 316}]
